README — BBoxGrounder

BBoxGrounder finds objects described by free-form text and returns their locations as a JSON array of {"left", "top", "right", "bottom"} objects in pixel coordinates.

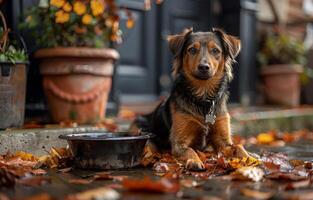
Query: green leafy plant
[
  {"left": 0, "top": 45, "right": 27, "bottom": 63},
  {"left": 19, "top": 0, "right": 164, "bottom": 48},
  {"left": 0, "top": 27, "right": 27, "bottom": 64},
  {"left": 258, "top": 33, "right": 306, "bottom": 66}
]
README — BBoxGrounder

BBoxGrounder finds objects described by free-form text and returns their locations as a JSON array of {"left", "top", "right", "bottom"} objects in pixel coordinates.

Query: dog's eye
[
  {"left": 188, "top": 47, "right": 198, "bottom": 55},
  {"left": 210, "top": 48, "right": 220, "bottom": 55}
]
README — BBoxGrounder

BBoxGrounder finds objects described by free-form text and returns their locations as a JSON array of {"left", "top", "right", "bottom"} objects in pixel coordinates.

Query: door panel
[{"left": 115, "top": 0, "right": 158, "bottom": 103}]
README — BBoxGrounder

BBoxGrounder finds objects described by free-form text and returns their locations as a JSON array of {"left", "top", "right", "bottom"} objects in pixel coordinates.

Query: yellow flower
[
  {"left": 90, "top": 0, "right": 105, "bottom": 16},
  {"left": 50, "top": 0, "right": 65, "bottom": 8},
  {"left": 62, "top": 2, "right": 72, "bottom": 12},
  {"left": 73, "top": 1, "right": 86, "bottom": 15},
  {"left": 55, "top": 10, "right": 70, "bottom": 23},
  {"left": 82, "top": 14, "right": 92, "bottom": 25}
]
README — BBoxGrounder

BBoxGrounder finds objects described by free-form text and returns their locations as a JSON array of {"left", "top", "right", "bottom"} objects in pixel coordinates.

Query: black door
[
  {"left": 158, "top": 0, "right": 213, "bottom": 95},
  {"left": 115, "top": 0, "right": 159, "bottom": 103}
]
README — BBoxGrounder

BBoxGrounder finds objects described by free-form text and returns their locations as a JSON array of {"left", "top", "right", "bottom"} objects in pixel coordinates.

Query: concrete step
[{"left": 0, "top": 107, "right": 312, "bottom": 156}]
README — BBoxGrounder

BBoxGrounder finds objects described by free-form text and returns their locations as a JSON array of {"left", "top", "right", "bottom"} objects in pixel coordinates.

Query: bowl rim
[{"left": 58, "top": 131, "right": 153, "bottom": 141}]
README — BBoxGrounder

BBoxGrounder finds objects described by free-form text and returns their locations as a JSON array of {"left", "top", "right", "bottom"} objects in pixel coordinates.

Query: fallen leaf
[
  {"left": 228, "top": 157, "right": 260, "bottom": 169},
  {"left": 235, "top": 167, "right": 264, "bottom": 182},
  {"left": 14, "top": 151, "right": 38, "bottom": 162},
  {"left": 262, "top": 161, "right": 280, "bottom": 172},
  {"left": 58, "top": 167, "right": 72, "bottom": 173},
  {"left": 304, "top": 162, "right": 313, "bottom": 169},
  {"left": 93, "top": 172, "right": 127, "bottom": 182},
  {"left": 257, "top": 132, "right": 275, "bottom": 144},
  {"left": 282, "top": 191, "right": 313, "bottom": 200},
  {"left": 23, "top": 193, "right": 53, "bottom": 200},
  {"left": 180, "top": 179, "right": 199, "bottom": 188},
  {"left": 266, "top": 172, "right": 308, "bottom": 181},
  {"left": 17, "top": 176, "right": 51, "bottom": 187},
  {"left": 31, "top": 169, "right": 47, "bottom": 176},
  {"left": 289, "top": 159, "right": 305, "bottom": 167},
  {"left": 65, "top": 186, "right": 120, "bottom": 200},
  {"left": 96, "top": 119, "right": 118, "bottom": 132},
  {"left": 5, "top": 157, "right": 37, "bottom": 168},
  {"left": 284, "top": 179, "right": 311, "bottom": 190},
  {"left": 122, "top": 176, "right": 180, "bottom": 193},
  {"left": 0, "top": 167, "right": 16, "bottom": 187},
  {"left": 261, "top": 152, "right": 293, "bottom": 172},
  {"left": 68, "top": 178, "right": 93, "bottom": 185},
  {"left": 240, "top": 188, "right": 274, "bottom": 200}
]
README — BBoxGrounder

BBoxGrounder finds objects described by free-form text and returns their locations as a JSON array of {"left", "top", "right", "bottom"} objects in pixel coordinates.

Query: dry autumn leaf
[
  {"left": 240, "top": 188, "right": 274, "bottom": 200},
  {"left": 122, "top": 176, "right": 180, "bottom": 193},
  {"left": 65, "top": 186, "right": 120, "bottom": 200},
  {"left": 228, "top": 157, "right": 260, "bottom": 169},
  {"left": 284, "top": 179, "right": 311, "bottom": 190},
  {"left": 68, "top": 178, "right": 93, "bottom": 185},
  {"left": 23, "top": 193, "right": 53, "bottom": 200},
  {"left": 235, "top": 167, "right": 264, "bottom": 182},
  {"left": 17, "top": 176, "right": 51, "bottom": 187},
  {"left": 257, "top": 132, "right": 275, "bottom": 144}
]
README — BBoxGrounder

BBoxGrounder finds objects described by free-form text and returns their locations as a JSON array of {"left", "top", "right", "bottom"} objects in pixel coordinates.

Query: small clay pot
[
  {"left": 261, "top": 64, "right": 303, "bottom": 107},
  {"left": 35, "top": 47, "right": 119, "bottom": 124}
]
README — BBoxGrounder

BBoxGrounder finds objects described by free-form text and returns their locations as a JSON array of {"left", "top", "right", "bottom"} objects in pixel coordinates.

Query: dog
[{"left": 130, "top": 28, "right": 251, "bottom": 171}]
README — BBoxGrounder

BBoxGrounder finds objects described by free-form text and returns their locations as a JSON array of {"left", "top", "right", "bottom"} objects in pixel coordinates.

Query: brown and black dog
[{"left": 131, "top": 28, "right": 251, "bottom": 171}]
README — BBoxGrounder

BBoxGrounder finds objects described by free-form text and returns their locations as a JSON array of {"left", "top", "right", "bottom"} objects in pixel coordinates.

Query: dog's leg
[
  {"left": 170, "top": 112, "right": 205, "bottom": 171},
  {"left": 211, "top": 113, "right": 250, "bottom": 158}
]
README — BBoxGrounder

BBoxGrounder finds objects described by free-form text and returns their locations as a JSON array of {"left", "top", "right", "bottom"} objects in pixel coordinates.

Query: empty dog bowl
[{"left": 59, "top": 132, "right": 152, "bottom": 170}]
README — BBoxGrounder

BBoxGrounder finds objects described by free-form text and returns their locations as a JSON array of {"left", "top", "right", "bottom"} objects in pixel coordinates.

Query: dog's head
[{"left": 168, "top": 28, "right": 241, "bottom": 81}]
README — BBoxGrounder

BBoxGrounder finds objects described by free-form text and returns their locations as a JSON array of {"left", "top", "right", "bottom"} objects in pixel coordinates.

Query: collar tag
[
  {"left": 205, "top": 113, "right": 216, "bottom": 124},
  {"left": 205, "top": 101, "right": 216, "bottom": 124}
]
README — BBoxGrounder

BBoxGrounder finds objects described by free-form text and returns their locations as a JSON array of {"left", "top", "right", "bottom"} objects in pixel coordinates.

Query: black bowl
[{"left": 59, "top": 132, "right": 152, "bottom": 170}]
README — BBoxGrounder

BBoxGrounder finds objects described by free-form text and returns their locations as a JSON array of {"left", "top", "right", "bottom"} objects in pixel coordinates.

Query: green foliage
[
  {"left": 19, "top": 0, "right": 126, "bottom": 48},
  {"left": 0, "top": 28, "right": 27, "bottom": 63},
  {"left": 0, "top": 45, "right": 27, "bottom": 64},
  {"left": 258, "top": 33, "right": 306, "bottom": 66}
]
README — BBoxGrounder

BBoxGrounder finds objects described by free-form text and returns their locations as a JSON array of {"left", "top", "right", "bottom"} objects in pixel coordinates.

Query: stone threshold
[{"left": 0, "top": 106, "right": 312, "bottom": 156}]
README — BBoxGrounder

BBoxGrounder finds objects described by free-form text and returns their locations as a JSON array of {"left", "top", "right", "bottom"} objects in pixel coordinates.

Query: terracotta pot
[
  {"left": 35, "top": 47, "right": 119, "bottom": 124},
  {"left": 261, "top": 64, "right": 303, "bottom": 107}
]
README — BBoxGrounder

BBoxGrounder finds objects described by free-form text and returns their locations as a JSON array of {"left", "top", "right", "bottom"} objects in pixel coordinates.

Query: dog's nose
[{"left": 198, "top": 64, "right": 210, "bottom": 73}]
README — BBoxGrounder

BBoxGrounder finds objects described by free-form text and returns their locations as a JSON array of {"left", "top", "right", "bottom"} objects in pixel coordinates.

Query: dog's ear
[
  {"left": 167, "top": 27, "right": 193, "bottom": 56},
  {"left": 168, "top": 28, "right": 193, "bottom": 78},
  {"left": 212, "top": 28, "right": 241, "bottom": 60}
]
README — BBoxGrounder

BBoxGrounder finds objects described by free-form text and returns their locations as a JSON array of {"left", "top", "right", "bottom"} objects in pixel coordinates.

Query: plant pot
[
  {"left": 0, "top": 62, "right": 27, "bottom": 129},
  {"left": 261, "top": 64, "right": 303, "bottom": 107},
  {"left": 35, "top": 47, "right": 119, "bottom": 124}
]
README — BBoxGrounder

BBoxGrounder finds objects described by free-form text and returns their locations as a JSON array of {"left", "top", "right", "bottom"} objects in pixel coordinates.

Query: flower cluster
[{"left": 22, "top": 0, "right": 162, "bottom": 48}]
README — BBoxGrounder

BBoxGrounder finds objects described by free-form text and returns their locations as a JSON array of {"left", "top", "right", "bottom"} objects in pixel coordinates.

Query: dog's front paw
[
  {"left": 221, "top": 144, "right": 253, "bottom": 158},
  {"left": 186, "top": 159, "right": 205, "bottom": 171}
]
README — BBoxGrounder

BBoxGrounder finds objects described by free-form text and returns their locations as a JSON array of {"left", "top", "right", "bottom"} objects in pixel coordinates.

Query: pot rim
[
  {"left": 34, "top": 47, "right": 119, "bottom": 60},
  {"left": 0, "top": 61, "right": 29, "bottom": 65},
  {"left": 59, "top": 131, "right": 153, "bottom": 141},
  {"left": 261, "top": 64, "right": 303, "bottom": 75}
]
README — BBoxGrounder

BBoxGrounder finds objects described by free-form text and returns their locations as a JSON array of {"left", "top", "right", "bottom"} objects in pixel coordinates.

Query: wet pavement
[{"left": 1, "top": 141, "right": 313, "bottom": 200}]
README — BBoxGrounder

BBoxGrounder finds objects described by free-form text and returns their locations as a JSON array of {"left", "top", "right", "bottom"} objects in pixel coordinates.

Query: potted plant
[
  {"left": 21, "top": 0, "right": 139, "bottom": 123},
  {"left": 258, "top": 33, "right": 306, "bottom": 107},
  {"left": 0, "top": 11, "right": 28, "bottom": 129}
]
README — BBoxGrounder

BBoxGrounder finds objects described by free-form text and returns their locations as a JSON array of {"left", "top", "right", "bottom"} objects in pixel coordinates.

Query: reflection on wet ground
[{"left": 1, "top": 141, "right": 313, "bottom": 200}]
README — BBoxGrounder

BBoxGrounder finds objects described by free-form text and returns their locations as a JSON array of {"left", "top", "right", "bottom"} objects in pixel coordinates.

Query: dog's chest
[{"left": 191, "top": 125, "right": 212, "bottom": 150}]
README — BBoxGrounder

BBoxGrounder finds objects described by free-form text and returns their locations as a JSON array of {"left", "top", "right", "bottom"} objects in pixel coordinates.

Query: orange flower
[
  {"left": 50, "top": 0, "right": 65, "bottom": 8},
  {"left": 90, "top": 0, "right": 105, "bottom": 16},
  {"left": 62, "top": 2, "right": 72, "bottom": 12},
  {"left": 55, "top": 10, "right": 70, "bottom": 23},
  {"left": 82, "top": 14, "right": 92, "bottom": 25},
  {"left": 73, "top": 1, "right": 86, "bottom": 15}
]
